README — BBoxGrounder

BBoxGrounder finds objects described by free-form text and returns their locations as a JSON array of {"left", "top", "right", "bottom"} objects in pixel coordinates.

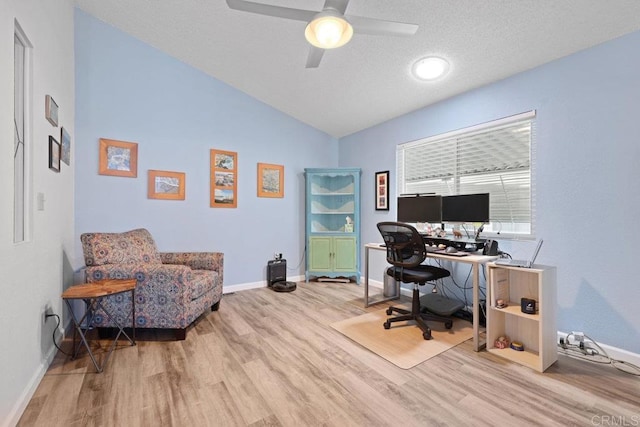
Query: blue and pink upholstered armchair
[{"left": 80, "top": 228, "right": 223, "bottom": 340}]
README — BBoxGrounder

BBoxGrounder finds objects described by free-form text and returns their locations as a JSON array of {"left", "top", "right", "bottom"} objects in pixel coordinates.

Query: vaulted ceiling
[{"left": 74, "top": 0, "right": 640, "bottom": 138}]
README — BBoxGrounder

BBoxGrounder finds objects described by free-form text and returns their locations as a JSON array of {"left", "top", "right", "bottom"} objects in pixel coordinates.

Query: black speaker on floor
[{"left": 267, "top": 259, "right": 296, "bottom": 292}]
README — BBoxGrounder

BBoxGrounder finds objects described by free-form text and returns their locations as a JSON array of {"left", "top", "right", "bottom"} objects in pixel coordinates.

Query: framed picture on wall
[
  {"left": 60, "top": 127, "right": 71, "bottom": 165},
  {"left": 375, "top": 170, "right": 389, "bottom": 210},
  {"left": 45, "top": 95, "right": 59, "bottom": 127},
  {"left": 210, "top": 149, "right": 237, "bottom": 208},
  {"left": 48, "top": 135, "right": 61, "bottom": 173},
  {"left": 148, "top": 170, "right": 185, "bottom": 200},
  {"left": 98, "top": 138, "right": 138, "bottom": 177},
  {"left": 257, "top": 163, "right": 284, "bottom": 198}
]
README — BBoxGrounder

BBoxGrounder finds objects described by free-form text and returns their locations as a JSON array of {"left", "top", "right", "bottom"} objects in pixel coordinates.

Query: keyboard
[{"left": 425, "top": 246, "right": 445, "bottom": 253}]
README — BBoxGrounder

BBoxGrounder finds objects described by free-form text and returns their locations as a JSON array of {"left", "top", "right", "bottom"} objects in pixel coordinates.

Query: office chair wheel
[
  {"left": 445, "top": 321, "right": 453, "bottom": 329},
  {"left": 383, "top": 321, "right": 391, "bottom": 329},
  {"left": 423, "top": 329, "right": 432, "bottom": 340},
  {"left": 386, "top": 307, "right": 393, "bottom": 315}
]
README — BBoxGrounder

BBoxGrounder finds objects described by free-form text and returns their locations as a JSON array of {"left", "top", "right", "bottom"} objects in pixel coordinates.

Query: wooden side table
[{"left": 62, "top": 279, "right": 136, "bottom": 372}]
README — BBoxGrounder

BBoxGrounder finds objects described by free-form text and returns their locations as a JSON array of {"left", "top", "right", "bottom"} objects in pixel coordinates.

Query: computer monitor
[
  {"left": 441, "top": 193, "right": 490, "bottom": 223},
  {"left": 397, "top": 195, "right": 442, "bottom": 223}
]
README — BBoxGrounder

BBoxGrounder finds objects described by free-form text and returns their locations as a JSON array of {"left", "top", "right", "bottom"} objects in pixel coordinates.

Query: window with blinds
[{"left": 397, "top": 111, "right": 536, "bottom": 237}]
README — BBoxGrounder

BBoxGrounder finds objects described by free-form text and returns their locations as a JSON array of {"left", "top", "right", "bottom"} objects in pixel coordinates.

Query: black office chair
[{"left": 377, "top": 221, "right": 454, "bottom": 340}]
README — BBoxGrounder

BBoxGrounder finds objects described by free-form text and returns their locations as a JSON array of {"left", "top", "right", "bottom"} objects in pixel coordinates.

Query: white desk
[{"left": 363, "top": 242, "right": 498, "bottom": 352}]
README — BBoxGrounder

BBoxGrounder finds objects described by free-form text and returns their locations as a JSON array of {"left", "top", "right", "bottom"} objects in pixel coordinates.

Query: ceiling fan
[{"left": 226, "top": 0, "right": 419, "bottom": 68}]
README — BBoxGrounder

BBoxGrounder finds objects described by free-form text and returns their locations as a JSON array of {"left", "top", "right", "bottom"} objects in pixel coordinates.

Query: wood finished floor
[{"left": 19, "top": 282, "right": 639, "bottom": 426}]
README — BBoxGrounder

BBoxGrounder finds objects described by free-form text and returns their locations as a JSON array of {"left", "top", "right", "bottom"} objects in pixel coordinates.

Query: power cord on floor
[
  {"left": 46, "top": 314, "right": 72, "bottom": 357},
  {"left": 558, "top": 332, "right": 640, "bottom": 376}
]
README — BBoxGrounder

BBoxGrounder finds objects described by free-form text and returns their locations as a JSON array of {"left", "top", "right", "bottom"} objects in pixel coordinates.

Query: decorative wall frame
[
  {"left": 99, "top": 138, "right": 138, "bottom": 177},
  {"left": 257, "top": 163, "right": 284, "bottom": 198},
  {"left": 375, "top": 170, "right": 389, "bottom": 210},
  {"left": 48, "top": 135, "right": 61, "bottom": 173},
  {"left": 60, "top": 127, "right": 71, "bottom": 165},
  {"left": 148, "top": 170, "right": 185, "bottom": 200},
  {"left": 210, "top": 149, "right": 237, "bottom": 208},
  {"left": 45, "top": 95, "right": 58, "bottom": 127}
]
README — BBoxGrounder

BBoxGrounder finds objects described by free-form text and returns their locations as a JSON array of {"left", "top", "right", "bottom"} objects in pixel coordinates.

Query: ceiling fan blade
[
  {"left": 346, "top": 15, "right": 419, "bottom": 36},
  {"left": 305, "top": 46, "right": 325, "bottom": 68},
  {"left": 226, "top": 0, "right": 317, "bottom": 22},
  {"left": 323, "top": 0, "right": 350, "bottom": 15}
]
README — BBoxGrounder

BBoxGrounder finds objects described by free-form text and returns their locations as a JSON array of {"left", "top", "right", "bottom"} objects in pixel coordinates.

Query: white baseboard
[
  {"left": 5, "top": 331, "right": 61, "bottom": 427},
  {"left": 223, "top": 275, "right": 305, "bottom": 294},
  {"left": 557, "top": 331, "right": 640, "bottom": 367}
]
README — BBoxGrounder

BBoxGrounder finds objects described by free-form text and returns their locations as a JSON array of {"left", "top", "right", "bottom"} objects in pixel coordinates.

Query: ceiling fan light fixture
[
  {"left": 305, "top": 11, "right": 353, "bottom": 49},
  {"left": 412, "top": 57, "right": 450, "bottom": 80}
]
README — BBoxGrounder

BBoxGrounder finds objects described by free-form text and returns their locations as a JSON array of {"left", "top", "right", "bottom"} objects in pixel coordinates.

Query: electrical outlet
[
  {"left": 43, "top": 305, "right": 54, "bottom": 324},
  {"left": 572, "top": 331, "right": 584, "bottom": 342}
]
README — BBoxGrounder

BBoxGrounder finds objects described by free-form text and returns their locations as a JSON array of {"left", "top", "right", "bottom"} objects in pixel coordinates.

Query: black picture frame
[
  {"left": 48, "top": 135, "right": 61, "bottom": 173},
  {"left": 375, "top": 170, "right": 389, "bottom": 210}
]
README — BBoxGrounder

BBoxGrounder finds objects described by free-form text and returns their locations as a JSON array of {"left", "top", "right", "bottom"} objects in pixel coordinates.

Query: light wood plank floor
[{"left": 19, "top": 282, "right": 639, "bottom": 426}]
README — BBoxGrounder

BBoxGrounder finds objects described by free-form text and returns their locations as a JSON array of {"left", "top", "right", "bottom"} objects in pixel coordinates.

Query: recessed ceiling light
[{"left": 412, "top": 57, "right": 450, "bottom": 80}]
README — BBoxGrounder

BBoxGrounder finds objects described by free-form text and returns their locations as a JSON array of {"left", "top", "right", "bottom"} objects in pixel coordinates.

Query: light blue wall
[
  {"left": 74, "top": 10, "right": 338, "bottom": 286},
  {"left": 340, "top": 31, "right": 640, "bottom": 354},
  {"left": 74, "top": 7, "right": 639, "bottom": 354}
]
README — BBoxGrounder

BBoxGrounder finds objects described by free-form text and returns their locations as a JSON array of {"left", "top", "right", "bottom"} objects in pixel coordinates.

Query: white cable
[{"left": 558, "top": 333, "right": 640, "bottom": 376}]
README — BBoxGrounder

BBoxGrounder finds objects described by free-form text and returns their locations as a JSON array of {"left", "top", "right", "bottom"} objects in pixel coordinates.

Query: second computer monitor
[
  {"left": 441, "top": 193, "right": 490, "bottom": 223},
  {"left": 397, "top": 194, "right": 442, "bottom": 223}
]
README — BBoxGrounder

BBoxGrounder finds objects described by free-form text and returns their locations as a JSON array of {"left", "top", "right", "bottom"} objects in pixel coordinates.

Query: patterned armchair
[{"left": 80, "top": 228, "right": 223, "bottom": 340}]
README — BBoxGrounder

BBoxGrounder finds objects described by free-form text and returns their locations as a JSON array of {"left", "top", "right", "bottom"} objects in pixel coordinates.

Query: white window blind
[{"left": 397, "top": 111, "right": 536, "bottom": 236}]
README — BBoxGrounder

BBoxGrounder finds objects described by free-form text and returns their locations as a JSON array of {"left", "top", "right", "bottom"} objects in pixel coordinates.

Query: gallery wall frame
[
  {"left": 99, "top": 138, "right": 138, "bottom": 178},
  {"left": 45, "top": 95, "right": 58, "bottom": 127},
  {"left": 148, "top": 170, "right": 185, "bottom": 200},
  {"left": 257, "top": 163, "right": 284, "bottom": 198},
  {"left": 375, "top": 170, "right": 389, "bottom": 211},
  {"left": 210, "top": 149, "right": 237, "bottom": 208},
  {"left": 60, "top": 127, "right": 70, "bottom": 165},
  {"left": 48, "top": 135, "right": 61, "bottom": 173}
]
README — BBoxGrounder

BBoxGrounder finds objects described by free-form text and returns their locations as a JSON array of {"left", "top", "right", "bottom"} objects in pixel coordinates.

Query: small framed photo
[
  {"left": 257, "top": 163, "right": 284, "bottom": 198},
  {"left": 45, "top": 95, "right": 59, "bottom": 127},
  {"left": 375, "top": 170, "right": 390, "bottom": 211},
  {"left": 210, "top": 149, "right": 237, "bottom": 208},
  {"left": 48, "top": 135, "right": 61, "bottom": 173},
  {"left": 60, "top": 127, "right": 71, "bottom": 165},
  {"left": 99, "top": 138, "right": 138, "bottom": 177},
  {"left": 148, "top": 170, "right": 185, "bottom": 200}
]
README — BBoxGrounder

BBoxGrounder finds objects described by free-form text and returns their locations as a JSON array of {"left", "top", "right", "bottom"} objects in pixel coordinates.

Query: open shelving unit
[{"left": 486, "top": 263, "right": 557, "bottom": 372}]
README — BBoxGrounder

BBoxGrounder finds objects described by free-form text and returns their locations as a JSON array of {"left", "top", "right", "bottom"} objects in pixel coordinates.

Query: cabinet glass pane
[{"left": 310, "top": 174, "right": 354, "bottom": 195}]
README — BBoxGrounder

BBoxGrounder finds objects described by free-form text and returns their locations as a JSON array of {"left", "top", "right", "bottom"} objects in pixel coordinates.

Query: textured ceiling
[{"left": 74, "top": 0, "right": 640, "bottom": 138}]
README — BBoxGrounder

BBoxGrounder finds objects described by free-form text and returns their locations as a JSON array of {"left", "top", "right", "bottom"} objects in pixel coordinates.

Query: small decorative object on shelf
[
  {"left": 494, "top": 336, "right": 510, "bottom": 349},
  {"left": 521, "top": 297, "right": 537, "bottom": 314},
  {"left": 345, "top": 216, "right": 353, "bottom": 232},
  {"left": 496, "top": 299, "right": 507, "bottom": 309},
  {"left": 510, "top": 341, "right": 525, "bottom": 351}
]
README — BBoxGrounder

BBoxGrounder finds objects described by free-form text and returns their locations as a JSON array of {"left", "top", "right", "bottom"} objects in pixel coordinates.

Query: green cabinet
[
  {"left": 305, "top": 168, "right": 361, "bottom": 282},
  {"left": 308, "top": 236, "right": 357, "bottom": 273}
]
